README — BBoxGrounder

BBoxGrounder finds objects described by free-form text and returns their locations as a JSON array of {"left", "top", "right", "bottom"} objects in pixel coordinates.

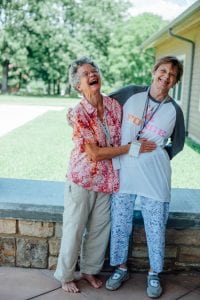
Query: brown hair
[{"left": 153, "top": 56, "right": 183, "bottom": 82}]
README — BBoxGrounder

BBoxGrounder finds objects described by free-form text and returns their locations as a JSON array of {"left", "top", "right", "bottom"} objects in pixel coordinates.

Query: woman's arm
[
  {"left": 84, "top": 143, "right": 130, "bottom": 161},
  {"left": 85, "top": 139, "right": 156, "bottom": 162}
]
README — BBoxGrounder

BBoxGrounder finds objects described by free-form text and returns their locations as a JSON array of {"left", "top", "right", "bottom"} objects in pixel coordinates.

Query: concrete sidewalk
[
  {"left": 0, "top": 267, "right": 200, "bottom": 300},
  {"left": 0, "top": 104, "right": 64, "bottom": 137}
]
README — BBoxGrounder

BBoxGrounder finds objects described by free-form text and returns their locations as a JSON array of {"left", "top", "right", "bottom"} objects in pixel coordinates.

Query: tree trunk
[
  {"left": 18, "top": 72, "right": 22, "bottom": 90},
  {"left": 47, "top": 80, "right": 51, "bottom": 95},
  {"left": 1, "top": 60, "right": 9, "bottom": 94},
  {"left": 53, "top": 80, "right": 56, "bottom": 95},
  {"left": 65, "top": 83, "right": 71, "bottom": 95},
  {"left": 57, "top": 81, "right": 60, "bottom": 95}
]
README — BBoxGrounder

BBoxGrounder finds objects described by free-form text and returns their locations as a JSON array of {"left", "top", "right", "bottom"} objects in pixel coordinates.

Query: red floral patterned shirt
[{"left": 67, "top": 96, "right": 122, "bottom": 193}]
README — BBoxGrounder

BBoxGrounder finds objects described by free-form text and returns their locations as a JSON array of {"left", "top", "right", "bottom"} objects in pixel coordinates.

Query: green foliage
[
  {"left": 186, "top": 137, "right": 200, "bottom": 154},
  {"left": 0, "top": 0, "right": 29, "bottom": 92},
  {"left": 105, "top": 13, "right": 167, "bottom": 91},
  {"left": 0, "top": 0, "right": 167, "bottom": 95},
  {"left": 24, "top": 1, "right": 72, "bottom": 87},
  {"left": 171, "top": 143, "right": 200, "bottom": 189}
]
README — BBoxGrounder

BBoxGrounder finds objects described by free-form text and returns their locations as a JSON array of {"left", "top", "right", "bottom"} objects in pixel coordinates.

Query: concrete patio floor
[{"left": 0, "top": 267, "right": 200, "bottom": 300}]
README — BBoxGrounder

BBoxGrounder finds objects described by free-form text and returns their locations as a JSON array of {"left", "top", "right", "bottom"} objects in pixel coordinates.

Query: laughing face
[
  {"left": 76, "top": 64, "right": 101, "bottom": 97},
  {"left": 152, "top": 63, "right": 178, "bottom": 94}
]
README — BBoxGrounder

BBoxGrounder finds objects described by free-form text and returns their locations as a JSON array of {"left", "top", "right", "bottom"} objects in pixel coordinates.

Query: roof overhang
[{"left": 141, "top": 0, "right": 200, "bottom": 49}]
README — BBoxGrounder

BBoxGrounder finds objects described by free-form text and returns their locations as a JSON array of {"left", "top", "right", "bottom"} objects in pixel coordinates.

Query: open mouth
[
  {"left": 159, "top": 79, "right": 168, "bottom": 86},
  {"left": 89, "top": 79, "right": 98, "bottom": 85}
]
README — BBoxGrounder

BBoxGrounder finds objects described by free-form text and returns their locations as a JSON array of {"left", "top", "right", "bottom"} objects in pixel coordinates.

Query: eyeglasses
[{"left": 78, "top": 69, "right": 99, "bottom": 78}]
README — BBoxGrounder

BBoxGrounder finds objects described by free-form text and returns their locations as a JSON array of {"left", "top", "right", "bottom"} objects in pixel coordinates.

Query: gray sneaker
[
  {"left": 147, "top": 274, "right": 162, "bottom": 298},
  {"left": 106, "top": 268, "right": 129, "bottom": 291}
]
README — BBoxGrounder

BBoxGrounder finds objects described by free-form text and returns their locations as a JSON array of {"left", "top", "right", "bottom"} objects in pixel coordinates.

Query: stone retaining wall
[
  {"left": 1, "top": 218, "right": 200, "bottom": 271},
  {"left": 0, "top": 179, "right": 199, "bottom": 271}
]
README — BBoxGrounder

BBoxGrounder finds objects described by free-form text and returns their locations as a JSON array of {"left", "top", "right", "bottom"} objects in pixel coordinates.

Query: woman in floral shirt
[{"left": 54, "top": 57, "right": 131, "bottom": 293}]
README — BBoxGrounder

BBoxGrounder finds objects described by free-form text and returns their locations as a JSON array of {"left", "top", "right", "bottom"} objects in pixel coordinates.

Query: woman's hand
[{"left": 139, "top": 139, "right": 157, "bottom": 153}]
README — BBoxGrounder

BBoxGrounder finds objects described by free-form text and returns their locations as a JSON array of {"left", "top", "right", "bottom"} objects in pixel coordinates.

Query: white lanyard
[
  {"left": 80, "top": 100, "right": 113, "bottom": 146},
  {"left": 98, "top": 114, "right": 113, "bottom": 147}
]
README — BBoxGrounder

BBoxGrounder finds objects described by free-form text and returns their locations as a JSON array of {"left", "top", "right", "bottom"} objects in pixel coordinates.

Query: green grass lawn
[
  {"left": 171, "top": 141, "right": 200, "bottom": 188},
  {"left": 0, "top": 95, "right": 200, "bottom": 188}
]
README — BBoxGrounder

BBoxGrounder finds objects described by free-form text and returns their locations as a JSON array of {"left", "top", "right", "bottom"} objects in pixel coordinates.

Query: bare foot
[
  {"left": 62, "top": 280, "right": 80, "bottom": 293},
  {"left": 81, "top": 273, "right": 103, "bottom": 288}
]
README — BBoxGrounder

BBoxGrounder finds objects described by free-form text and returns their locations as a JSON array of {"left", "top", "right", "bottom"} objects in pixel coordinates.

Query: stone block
[
  {"left": 175, "top": 262, "right": 200, "bottom": 269},
  {"left": 132, "top": 228, "right": 146, "bottom": 243},
  {"left": 132, "top": 245, "right": 148, "bottom": 258},
  {"left": 165, "top": 246, "right": 178, "bottom": 258},
  {"left": 0, "top": 219, "right": 16, "bottom": 234},
  {"left": 1, "top": 255, "right": 15, "bottom": 266},
  {"left": 166, "top": 229, "right": 200, "bottom": 246},
  {"left": 163, "top": 258, "right": 175, "bottom": 271},
  {"left": 128, "top": 258, "right": 149, "bottom": 271},
  {"left": 179, "top": 246, "right": 200, "bottom": 263},
  {"left": 49, "top": 238, "right": 61, "bottom": 256},
  {"left": 48, "top": 256, "right": 58, "bottom": 270},
  {"left": 18, "top": 221, "right": 54, "bottom": 237},
  {"left": 16, "top": 238, "right": 48, "bottom": 268},
  {"left": 55, "top": 222, "right": 62, "bottom": 238},
  {"left": 0, "top": 237, "right": 15, "bottom": 266}
]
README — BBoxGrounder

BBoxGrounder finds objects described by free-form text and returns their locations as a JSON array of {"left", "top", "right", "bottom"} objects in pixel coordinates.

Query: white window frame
[{"left": 171, "top": 80, "right": 183, "bottom": 102}]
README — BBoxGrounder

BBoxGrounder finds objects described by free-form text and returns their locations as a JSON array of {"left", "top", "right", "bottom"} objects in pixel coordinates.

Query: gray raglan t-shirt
[{"left": 109, "top": 85, "right": 185, "bottom": 202}]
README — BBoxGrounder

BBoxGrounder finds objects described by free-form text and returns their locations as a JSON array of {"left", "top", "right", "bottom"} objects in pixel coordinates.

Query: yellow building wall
[{"left": 154, "top": 23, "right": 200, "bottom": 142}]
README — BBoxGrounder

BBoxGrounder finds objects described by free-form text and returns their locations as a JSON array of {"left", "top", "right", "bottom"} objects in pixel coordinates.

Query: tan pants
[{"left": 54, "top": 181, "right": 111, "bottom": 283}]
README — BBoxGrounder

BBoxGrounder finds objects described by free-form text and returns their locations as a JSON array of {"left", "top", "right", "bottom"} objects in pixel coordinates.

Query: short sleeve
[{"left": 73, "top": 108, "right": 96, "bottom": 152}]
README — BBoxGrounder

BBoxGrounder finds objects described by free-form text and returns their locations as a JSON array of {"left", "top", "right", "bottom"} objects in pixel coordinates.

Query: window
[
  {"left": 171, "top": 79, "right": 182, "bottom": 102},
  {"left": 170, "top": 56, "right": 184, "bottom": 103}
]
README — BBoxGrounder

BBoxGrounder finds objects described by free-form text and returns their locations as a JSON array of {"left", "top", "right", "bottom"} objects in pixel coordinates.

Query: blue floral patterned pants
[{"left": 110, "top": 193, "right": 169, "bottom": 273}]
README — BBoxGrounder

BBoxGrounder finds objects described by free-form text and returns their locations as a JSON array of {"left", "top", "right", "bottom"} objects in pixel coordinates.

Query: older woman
[
  {"left": 105, "top": 56, "right": 185, "bottom": 298},
  {"left": 54, "top": 57, "right": 156, "bottom": 293}
]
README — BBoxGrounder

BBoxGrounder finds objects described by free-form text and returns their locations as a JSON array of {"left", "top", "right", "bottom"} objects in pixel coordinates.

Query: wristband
[{"left": 129, "top": 141, "right": 141, "bottom": 157}]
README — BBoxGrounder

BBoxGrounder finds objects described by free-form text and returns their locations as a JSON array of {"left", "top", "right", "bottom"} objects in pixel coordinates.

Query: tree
[
  {"left": 0, "top": 0, "right": 74, "bottom": 94},
  {"left": 45, "top": 0, "right": 129, "bottom": 94},
  {"left": 0, "top": 0, "right": 29, "bottom": 93},
  {"left": 24, "top": 0, "right": 74, "bottom": 94},
  {"left": 0, "top": 1, "right": 168, "bottom": 95},
  {"left": 67, "top": 0, "right": 130, "bottom": 78},
  {"left": 105, "top": 13, "right": 168, "bottom": 91}
]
